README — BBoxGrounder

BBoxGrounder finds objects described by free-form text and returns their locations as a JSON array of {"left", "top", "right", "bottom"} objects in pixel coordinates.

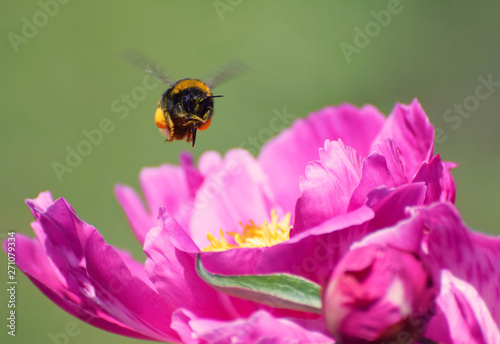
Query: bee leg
[
  {"left": 158, "top": 128, "right": 174, "bottom": 142},
  {"left": 164, "top": 113, "right": 176, "bottom": 141}
]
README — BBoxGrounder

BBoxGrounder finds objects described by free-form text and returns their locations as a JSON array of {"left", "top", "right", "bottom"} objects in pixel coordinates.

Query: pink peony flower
[
  {"left": 326, "top": 202, "right": 500, "bottom": 344},
  {"left": 6, "top": 100, "right": 470, "bottom": 343}
]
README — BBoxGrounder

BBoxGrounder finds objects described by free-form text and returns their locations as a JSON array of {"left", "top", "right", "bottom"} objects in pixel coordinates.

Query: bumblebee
[
  {"left": 122, "top": 50, "right": 246, "bottom": 147},
  {"left": 154, "top": 78, "right": 223, "bottom": 147}
]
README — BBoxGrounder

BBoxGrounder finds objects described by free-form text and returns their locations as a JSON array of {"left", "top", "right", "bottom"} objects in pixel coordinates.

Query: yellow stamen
[{"left": 202, "top": 210, "right": 291, "bottom": 252}]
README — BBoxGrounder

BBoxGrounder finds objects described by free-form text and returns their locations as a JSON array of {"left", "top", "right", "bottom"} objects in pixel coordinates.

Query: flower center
[{"left": 202, "top": 210, "right": 291, "bottom": 252}]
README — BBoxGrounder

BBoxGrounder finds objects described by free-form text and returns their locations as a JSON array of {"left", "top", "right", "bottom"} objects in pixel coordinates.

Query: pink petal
[
  {"left": 144, "top": 208, "right": 254, "bottom": 320},
  {"left": 371, "top": 139, "right": 407, "bottom": 181},
  {"left": 5, "top": 235, "right": 153, "bottom": 340},
  {"left": 12, "top": 193, "right": 180, "bottom": 342},
  {"left": 291, "top": 205, "right": 375, "bottom": 240},
  {"left": 180, "top": 151, "right": 204, "bottom": 196},
  {"left": 347, "top": 139, "right": 408, "bottom": 212},
  {"left": 259, "top": 104, "right": 385, "bottom": 214},
  {"left": 412, "top": 154, "right": 456, "bottom": 204},
  {"left": 26, "top": 190, "right": 54, "bottom": 216},
  {"left": 114, "top": 247, "right": 155, "bottom": 289},
  {"left": 420, "top": 203, "right": 500, "bottom": 343},
  {"left": 189, "top": 149, "right": 277, "bottom": 248},
  {"left": 171, "top": 309, "right": 333, "bottom": 344},
  {"left": 84, "top": 232, "right": 179, "bottom": 341},
  {"left": 429, "top": 271, "right": 495, "bottom": 344},
  {"left": 115, "top": 152, "right": 201, "bottom": 245},
  {"left": 114, "top": 184, "right": 151, "bottom": 244},
  {"left": 293, "top": 140, "right": 363, "bottom": 233},
  {"left": 139, "top": 163, "right": 193, "bottom": 229},
  {"left": 356, "top": 202, "right": 500, "bottom": 343},
  {"left": 444, "top": 161, "right": 457, "bottom": 203},
  {"left": 351, "top": 214, "right": 424, "bottom": 256},
  {"left": 197, "top": 150, "right": 223, "bottom": 175},
  {"left": 373, "top": 99, "right": 434, "bottom": 180},
  {"left": 201, "top": 247, "right": 263, "bottom": 276},
  {"left": 363, "top": 183, "right": 426, "bottom": 232}
]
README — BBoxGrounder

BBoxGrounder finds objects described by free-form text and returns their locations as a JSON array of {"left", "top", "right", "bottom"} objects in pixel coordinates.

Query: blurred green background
[{"left": 1, "top": 1, "right": 499, "bottom": 343}]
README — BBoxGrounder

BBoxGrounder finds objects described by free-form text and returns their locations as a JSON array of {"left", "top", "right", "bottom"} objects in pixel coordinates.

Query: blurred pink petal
[
  {"left": 422, "top": 203, "right": 500, "bottom": 344},
  {"left": 172, "top": 309, "right": 333, "bottom": 344}
]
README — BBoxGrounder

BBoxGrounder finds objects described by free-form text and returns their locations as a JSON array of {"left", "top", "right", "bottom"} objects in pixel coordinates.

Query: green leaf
[{"left": 195, "top": 253, "right": 322, "bottom": 314}]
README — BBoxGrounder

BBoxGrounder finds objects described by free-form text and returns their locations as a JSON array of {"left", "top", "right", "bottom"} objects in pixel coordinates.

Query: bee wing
[
  {"left": 204, "top": 61, "right": 249, "bottom": 89},
  {"left": 120, "top": 49, "right": 172, "bottom": 85}
]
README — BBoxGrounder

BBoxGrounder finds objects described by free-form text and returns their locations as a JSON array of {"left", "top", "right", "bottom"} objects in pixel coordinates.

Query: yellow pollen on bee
[
  {"left": 155, "top": 105, "right": 168, "bottom": 129},
  {"left": 202, "top": 210, "right": 291, "bottom": 252}
]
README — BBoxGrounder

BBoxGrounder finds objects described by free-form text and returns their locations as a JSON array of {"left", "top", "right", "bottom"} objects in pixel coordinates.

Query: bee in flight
[{"left": 122, "top": 50, "right": 246, "bottom": 147}]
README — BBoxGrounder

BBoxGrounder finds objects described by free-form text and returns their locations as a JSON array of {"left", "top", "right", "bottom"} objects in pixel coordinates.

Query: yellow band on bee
[{"left": 171, "top": 79, "right": 211, "bottom": 96}]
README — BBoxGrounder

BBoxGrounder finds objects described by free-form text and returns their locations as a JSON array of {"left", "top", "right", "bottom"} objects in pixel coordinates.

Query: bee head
[{"left": 182, "top": 92, "right": 223, "bottom": 122}]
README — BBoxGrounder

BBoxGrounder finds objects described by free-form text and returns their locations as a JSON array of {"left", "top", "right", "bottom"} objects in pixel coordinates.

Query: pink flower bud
[{"left": 323, "top": 245, "right": 436, "bottom": 344}]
